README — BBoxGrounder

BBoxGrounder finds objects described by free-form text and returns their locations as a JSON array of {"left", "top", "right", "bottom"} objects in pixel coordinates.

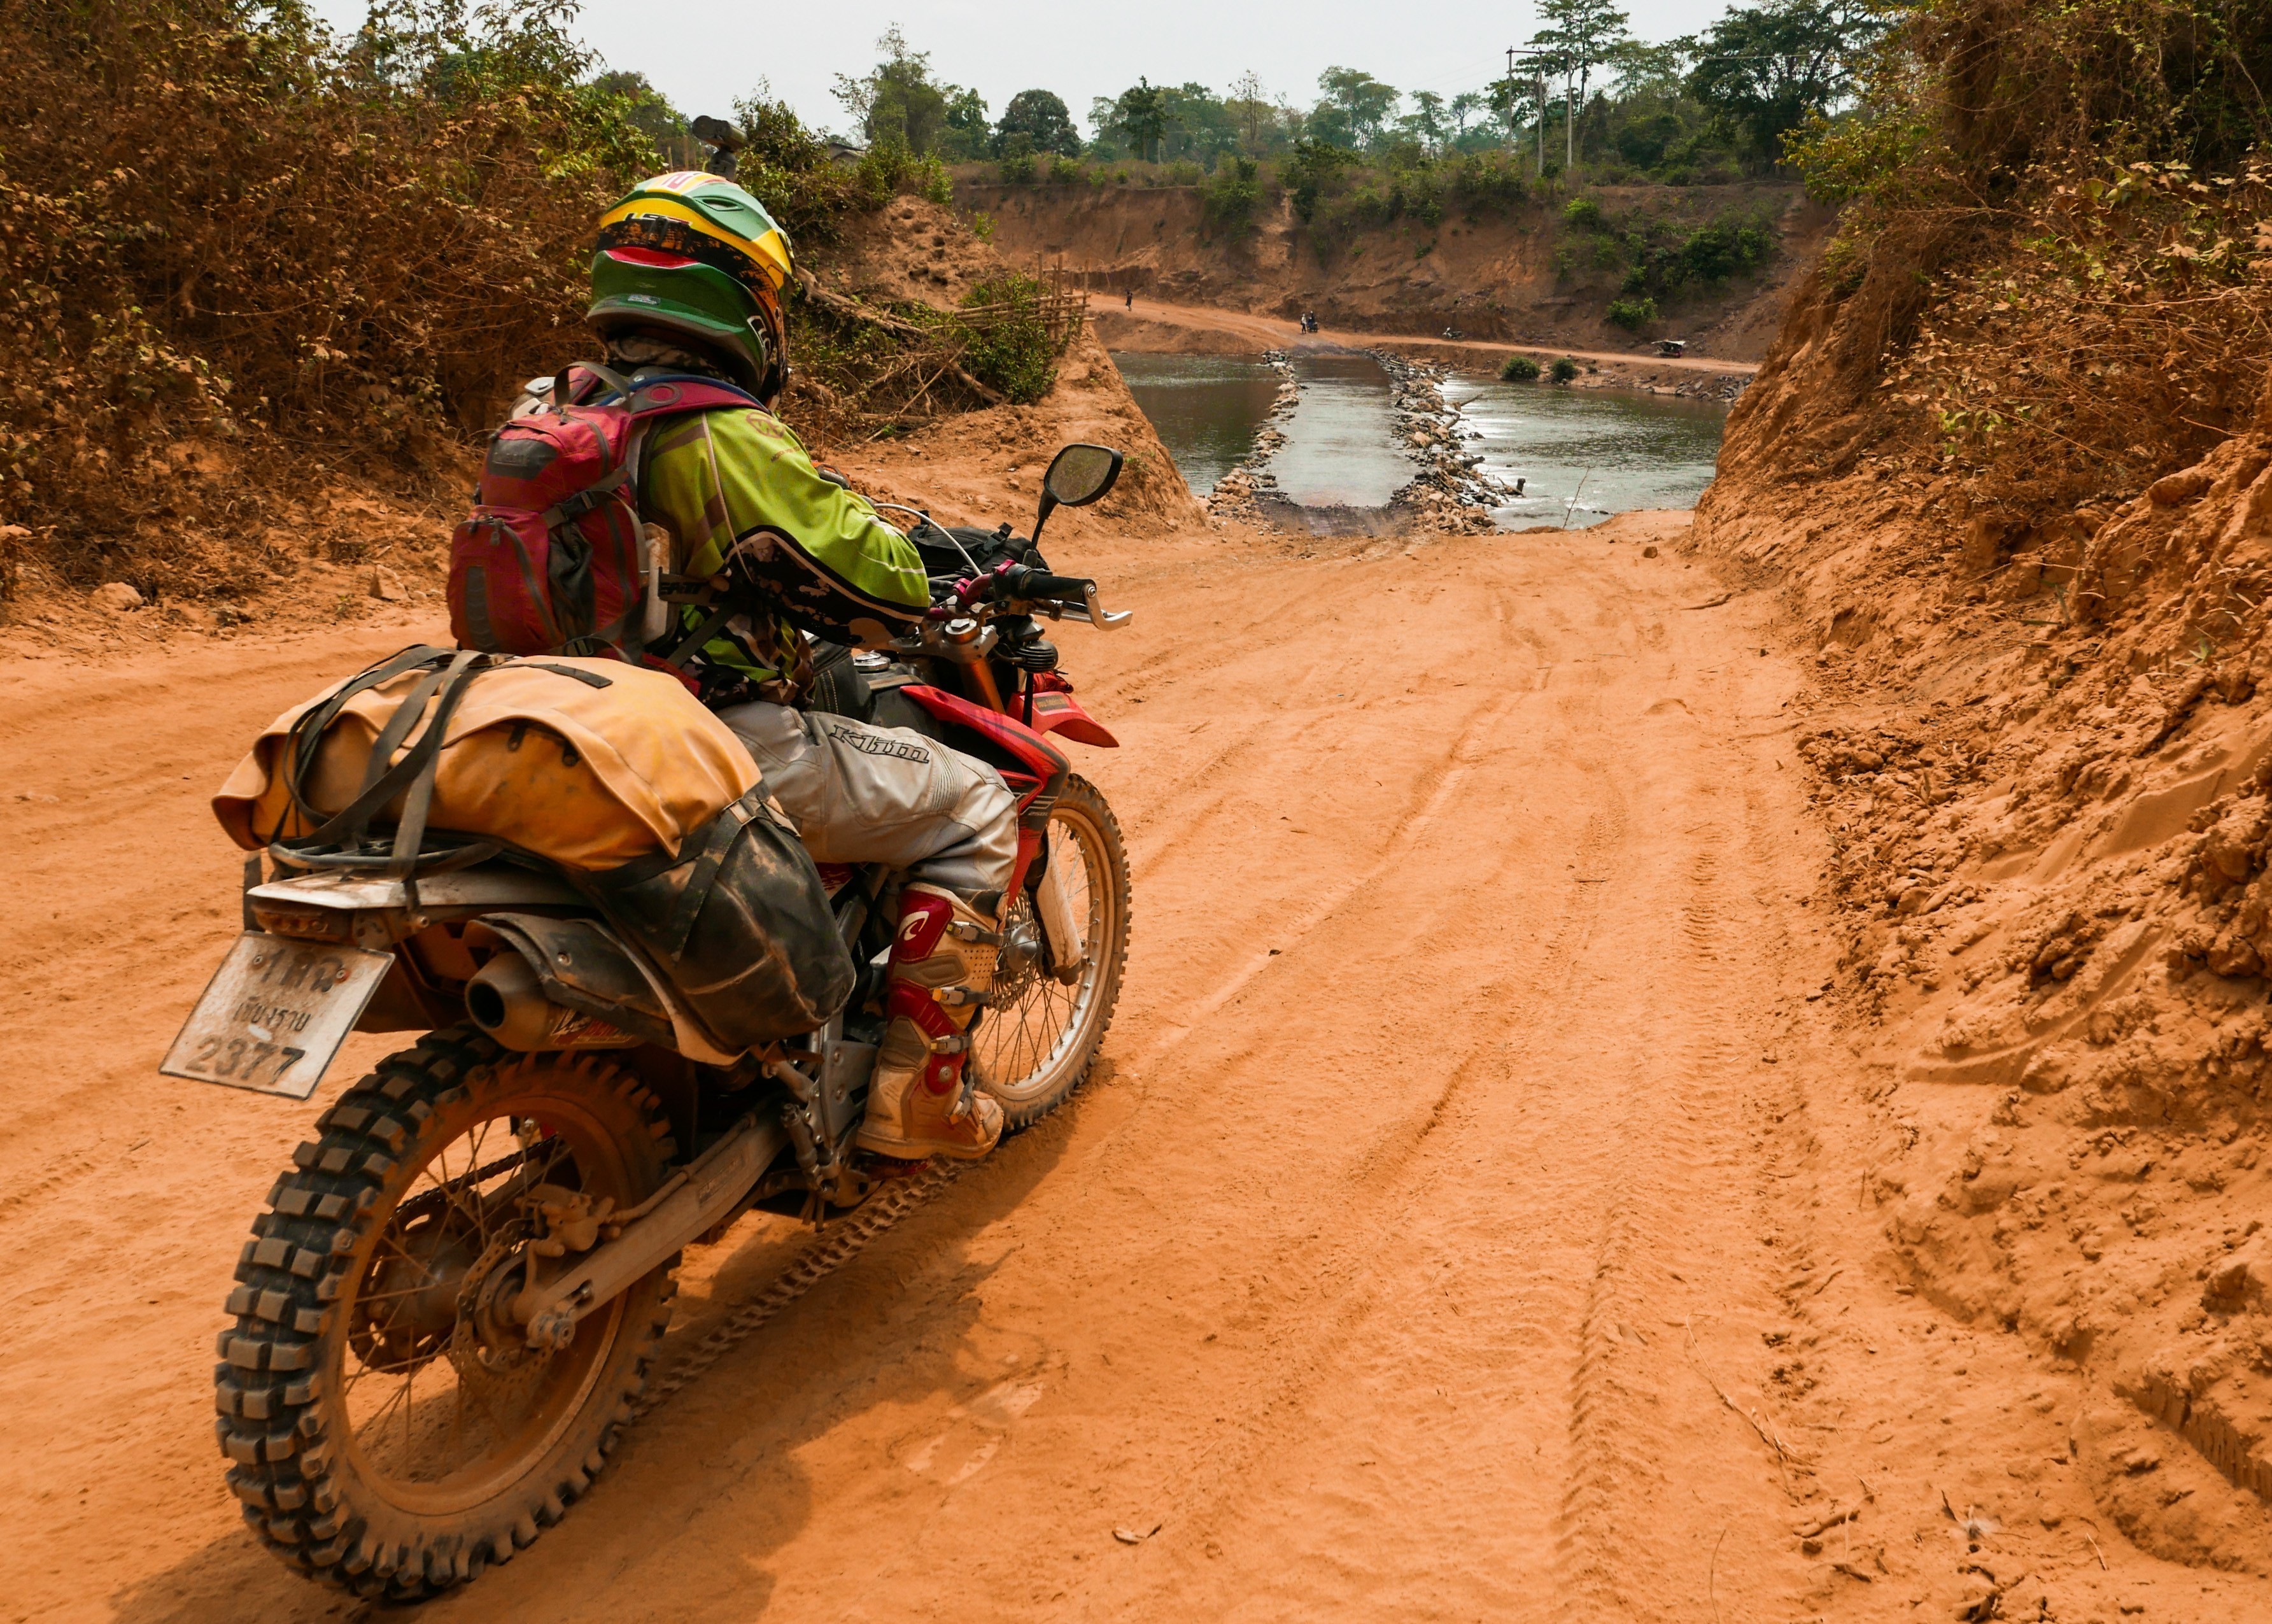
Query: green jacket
[{"left": 639, "top": 405, "right": 929, "bottom": 683}]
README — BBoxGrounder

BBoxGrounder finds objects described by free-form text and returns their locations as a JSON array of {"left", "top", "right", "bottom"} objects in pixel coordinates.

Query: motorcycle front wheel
[
  {"left": 214, "top": 1030, "right": 677, "bottom": 1599},
  {"left": 972, "top": 772, "right": 1131, "bottom": 1129}
]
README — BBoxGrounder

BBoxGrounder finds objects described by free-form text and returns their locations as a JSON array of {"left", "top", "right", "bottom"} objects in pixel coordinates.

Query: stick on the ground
[
  {"left": 794, "top": 271, "right": 1008, "bottom": 407},
  {"left": 1684, "top": 1318, "right": 1807, "bottom": 1484}
]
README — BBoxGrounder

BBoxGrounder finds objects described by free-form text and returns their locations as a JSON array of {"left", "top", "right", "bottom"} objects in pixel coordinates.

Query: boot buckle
[
  {"left": 919, "top": 1030, "right": 970, "bottom": 1057},
  {"left": 931, "top": 984, "right": 991, "bottom": 1009}
]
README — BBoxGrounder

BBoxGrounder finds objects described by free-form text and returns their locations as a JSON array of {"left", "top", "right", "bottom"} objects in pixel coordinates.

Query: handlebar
[
  {"left": 921, "top": 549, "right": 1131, "bottom": 632},
  {"left": 1001, "top": 563, "right": 1096, "bottom": 603}
]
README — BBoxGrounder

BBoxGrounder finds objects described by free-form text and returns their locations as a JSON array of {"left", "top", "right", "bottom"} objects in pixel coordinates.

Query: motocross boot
[{"left": 856, "top": 882, "right": 1006, "bottom": 1161}]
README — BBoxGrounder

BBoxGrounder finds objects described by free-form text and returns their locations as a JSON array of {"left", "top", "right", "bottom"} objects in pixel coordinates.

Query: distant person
[{"left": 1125, "top": 288, "right": 1133, "bottom": 310}]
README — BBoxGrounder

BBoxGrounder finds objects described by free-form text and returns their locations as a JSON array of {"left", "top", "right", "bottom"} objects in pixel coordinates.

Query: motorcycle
[{"left": 167, "top": 444, "right": 1136, "bottom": 1599}]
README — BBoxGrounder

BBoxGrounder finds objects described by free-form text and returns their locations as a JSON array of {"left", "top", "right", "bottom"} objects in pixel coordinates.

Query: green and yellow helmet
[{"left": 587, "top": 171, "right": 795, "bottom": 399}]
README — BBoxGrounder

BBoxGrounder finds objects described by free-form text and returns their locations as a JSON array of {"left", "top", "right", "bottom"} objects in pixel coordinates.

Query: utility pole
[
  {"left": 1509, "top": 48, "right": 1548, "bottom": 178},
  {"left": 1505, "top": 46, "right": 1515, "bottom": 157},
  {"left": 1566, "top": 62, "right": 1576, "bottom": 174}
]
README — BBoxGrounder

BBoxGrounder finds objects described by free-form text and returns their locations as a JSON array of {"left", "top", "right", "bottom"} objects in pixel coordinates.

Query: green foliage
[
  {"left": 1201, "top": 157, "right": 1264, "bottom": 232},
  {"left": 1606, "top": 294, "right": 1660, "bottom": 329},
  {"left": 966, "top": 210, "right": 996, "bottom": 242},
  {"left": 997, "top": 138, "right": 1039, "bottom": 183},
  {"left": 995, "top": 88, "right": 1082, "bottom": 157},
  {"left": 1549, "top": 357, "right": 1580, "bottom": 383},
  {"left": 831, "top": 25, "right": 987, "bottom": 159},
  {"left": 1166, "top": 159, "right": 1203, "bottom": 186},
  {"left": 854, "top": 142, "right": 954, "bottom": 208},
  {"left": 1316, "top": 66, "right": 1401, "bottom": 148},
  {"left": 1108, "top": 78, "right": 1173, "bottom": 163},
  {"left": 1561, "top": 204, "right": 1781, "bottom": 313},
  {"left": 1500, "top": 355, "right": 1544, "bottom": 380},
  {"left": 957, "top": 274, "right": 1064, "bottom": 403},
  {"left": 1686, "top": 0, "right": 1884, "bottom": 173},
  {"left": 1297, "top": 146, "right": 1532, "bottom": 237},
  {"left": 1285, "top": 138, "right": 1363, "bottom": 222},
  {"left": 1565, "top": 195, "right": 1606, "bottom": 230}
]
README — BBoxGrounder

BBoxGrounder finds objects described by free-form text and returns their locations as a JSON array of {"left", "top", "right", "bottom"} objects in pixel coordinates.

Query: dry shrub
[
  {"left": 1892, "top": 162, "right": 2272, "bottom": 518},
  {"left": 0, "top": 0, "right": 649, "bottom": 600},
  {"left": 1754, "top": 0, "right": 2272, "bottom": 502}
]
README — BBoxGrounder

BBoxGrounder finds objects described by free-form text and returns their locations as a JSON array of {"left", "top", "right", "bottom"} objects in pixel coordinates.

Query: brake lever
[{"left": 1081, "top": 583, "right": 1132, "bottom": 630}]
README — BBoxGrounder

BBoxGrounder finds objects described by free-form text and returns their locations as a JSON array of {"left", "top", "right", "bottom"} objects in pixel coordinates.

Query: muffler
[{"left": 465, "top": 953, "right": 640, "bottom": 1051}]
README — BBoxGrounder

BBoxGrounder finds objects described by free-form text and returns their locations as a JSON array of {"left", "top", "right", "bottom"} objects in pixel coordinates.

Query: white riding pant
[{"left": 716, "top": 701, "right": 1017, "bottom": 898}]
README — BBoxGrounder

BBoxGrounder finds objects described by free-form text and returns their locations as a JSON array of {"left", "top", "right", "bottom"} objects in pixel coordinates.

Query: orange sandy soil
[
  {"left": 2, "top": 490, "right": 2257, "bottom": 1620},
  {"left": 1096, "top": 295, "right": 1759, "bottom": 390}
]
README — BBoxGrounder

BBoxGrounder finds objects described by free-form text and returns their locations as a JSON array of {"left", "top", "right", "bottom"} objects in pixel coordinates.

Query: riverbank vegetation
[
  {"left": 1768, "top": 0, "right": 2272, "bottom": 519},
  {"left": 0, "top": 2, "right": 979, "bottom": 597}
]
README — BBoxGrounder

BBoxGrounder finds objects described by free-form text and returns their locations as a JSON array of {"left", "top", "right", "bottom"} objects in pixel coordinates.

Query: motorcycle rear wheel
[
  {"left": 972, "top": 772, "right": 1131, "bottom": 1129},
  {"left": 213, "top": 1029, "right": 677, "bottom": 1599}
]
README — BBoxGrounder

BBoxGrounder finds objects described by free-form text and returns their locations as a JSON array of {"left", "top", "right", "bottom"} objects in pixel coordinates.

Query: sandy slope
[{"left": 0, "top": 514, "right": 2251, "bottom": 1623}]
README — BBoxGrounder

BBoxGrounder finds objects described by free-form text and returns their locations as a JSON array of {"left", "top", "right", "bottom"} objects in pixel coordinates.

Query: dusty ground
[{"left": 2, "top": 502, "right": 2258, "bottom": 1622}]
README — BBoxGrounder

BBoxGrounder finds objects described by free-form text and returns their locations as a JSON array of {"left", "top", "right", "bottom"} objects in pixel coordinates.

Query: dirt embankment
[
  {"left": 0, "top": 194, "right": 1203, "bottom": 654},
  {"left": 958, "top": 177, "right": 1834, "bottom": 363},
  {"left": 1697, "top": 272, "right": 2272, "bottom": 1574}
]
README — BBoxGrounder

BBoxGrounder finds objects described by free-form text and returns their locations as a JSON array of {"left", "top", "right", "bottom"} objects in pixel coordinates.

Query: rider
[{"left": 583, "top": 171, "right": 1010, "bottom": 1162}]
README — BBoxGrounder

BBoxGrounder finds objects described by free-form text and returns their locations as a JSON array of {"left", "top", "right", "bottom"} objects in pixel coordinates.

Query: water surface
[
  {"left": 1115, "top": 349, "right": 1730, "bottom": 526},
  {"left": 1110, "top": 353, "right": 1281, "bottom": 495},
  {"left": 1442, "top": 377, "right": 1725, "bottom": 529},
  {"left": 1267, "top": 355, "right": 1410, "bottom": 508}
]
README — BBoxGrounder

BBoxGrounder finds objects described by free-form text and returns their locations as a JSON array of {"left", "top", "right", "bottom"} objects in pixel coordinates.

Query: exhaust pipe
[{"left": 466, "top": 953, "right": 639, "bottom": 1051}]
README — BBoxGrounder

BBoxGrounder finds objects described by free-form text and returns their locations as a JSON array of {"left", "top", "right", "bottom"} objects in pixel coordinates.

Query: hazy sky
[{"left": 307, "top": 0, "right": 1733, "bottom": 137}]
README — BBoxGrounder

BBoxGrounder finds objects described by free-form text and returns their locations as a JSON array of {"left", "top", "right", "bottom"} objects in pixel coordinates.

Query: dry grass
[{"left": 0, "top": 0, "right": 647, "bottom": 602}]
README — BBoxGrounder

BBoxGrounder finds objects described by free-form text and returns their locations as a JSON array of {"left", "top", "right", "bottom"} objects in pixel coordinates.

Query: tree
[
  {"left": 994, "top": 88, "right": 1082, "bottom": 157},
  {"left": 1397, "top": 89, "right": 1450, "bottom": 153},
  {"left": 1528, "top": 0, "right": 1633, "bottom": 168},
  {"left": 942, "top": 87, "right": 991, "bottom": 159},
  {"left": 1161, "top": 82, "right": 1241, "bottom": 165},
  {"left": 1316, "top": 66, "right": 1399, "bottom": 149},
  {"left": 1686, "top": 0, "right": 1882, "bottom": 168},
  {"left": 591, "top": 69, "right": 691, "bottom": 165},
  {"left": 1114, "top": 78, "right": 1171, "bottom": 162},
  {"left": 1225, "top": 70, "right": 1284, "bottom": 155},
  {"left": 830, "top": 25, "right": 979, "bottom": 157},
  {"left": 1448, "top": 90, "right": 1486, "bottom": 141}
]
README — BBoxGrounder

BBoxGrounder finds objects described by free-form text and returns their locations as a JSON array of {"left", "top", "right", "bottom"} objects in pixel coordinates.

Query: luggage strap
[
  {"left": 271, "top": 646, "right": 612, "bottom": 876},
  {"left": 658, "top": 794, "right": 758, "bottom": 962}
]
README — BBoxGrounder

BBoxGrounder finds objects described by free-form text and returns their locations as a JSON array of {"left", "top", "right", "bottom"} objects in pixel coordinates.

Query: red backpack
[{"left": 449, "top": 362, "right": 760, "bottom": 661}]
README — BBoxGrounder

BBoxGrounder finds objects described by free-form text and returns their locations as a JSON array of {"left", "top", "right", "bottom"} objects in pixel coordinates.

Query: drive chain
[{"left": 629, "top": 1164, "right": 960, "bottom": 1420}]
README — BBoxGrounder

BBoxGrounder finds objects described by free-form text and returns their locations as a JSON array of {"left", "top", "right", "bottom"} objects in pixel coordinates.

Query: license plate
[{"left": 161, "top": 934, "right": 395, "bottom": 1099}]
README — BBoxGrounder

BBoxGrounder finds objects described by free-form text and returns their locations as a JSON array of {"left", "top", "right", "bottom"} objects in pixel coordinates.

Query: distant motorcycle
[{"left": 171, "top": 446, "right": 1136, "bottom": 1600}]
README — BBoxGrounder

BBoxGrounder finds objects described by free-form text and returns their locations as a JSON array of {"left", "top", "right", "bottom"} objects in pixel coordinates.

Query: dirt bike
[{"left": 165, "top": 444, "right": 1136, "bottom": 1599}]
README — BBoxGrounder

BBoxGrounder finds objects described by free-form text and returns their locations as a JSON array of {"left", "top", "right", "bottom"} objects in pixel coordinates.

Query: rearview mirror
[
  {"left": 1043, "top": 444, "right": 1123, "bottom": 507},
  {"left": 1033, "top": 444, "right": 1124, "bottom": 544}
]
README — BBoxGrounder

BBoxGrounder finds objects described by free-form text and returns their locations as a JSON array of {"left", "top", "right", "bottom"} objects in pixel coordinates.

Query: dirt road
[
  {"left": 1110, "top": 297, "right": 1759, "bottom": 377},
  {"left": 0, "top": 516, "right": 2194, "bottom": 1621}
]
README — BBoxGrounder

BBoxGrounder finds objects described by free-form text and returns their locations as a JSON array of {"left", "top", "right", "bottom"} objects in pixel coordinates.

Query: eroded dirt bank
[
  {"left": 960, "top": 178, "right": 1831, "bottom": 362},
  {"left": 4, "top": 497, "right": 2261, "bottom": 1620},
  {"left": 1693, "top": 274, "right": 2272, "bottom": 1593}
]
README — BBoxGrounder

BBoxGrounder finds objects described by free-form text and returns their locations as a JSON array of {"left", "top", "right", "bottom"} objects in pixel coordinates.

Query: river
[{"left": 1113, "top": 350, "right": 1728, "bottom": 528}]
